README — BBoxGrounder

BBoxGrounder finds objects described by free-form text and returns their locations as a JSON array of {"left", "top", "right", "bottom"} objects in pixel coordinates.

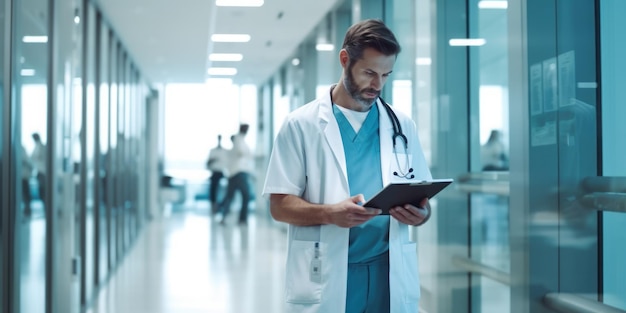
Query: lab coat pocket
[
  {"left": 402, "top": 242, "right": 420, "bottom": 303},
  {"left": 285, "top": 240, "right": 327, "bottom": 304}
]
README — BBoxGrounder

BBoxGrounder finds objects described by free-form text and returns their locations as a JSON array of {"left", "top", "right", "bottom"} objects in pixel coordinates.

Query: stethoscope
[{"left": 379, "top": 97, "right": 415, "bottom": 179}]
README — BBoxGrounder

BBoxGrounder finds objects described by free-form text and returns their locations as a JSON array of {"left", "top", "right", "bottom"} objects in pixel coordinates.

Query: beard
[{"left": 342, "top": 62, "right": 379, "bottom": 108}]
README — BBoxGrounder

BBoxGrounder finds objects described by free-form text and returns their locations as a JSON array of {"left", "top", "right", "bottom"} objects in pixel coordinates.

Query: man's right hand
[{"left": 326, "top": 194, "right": 382, "bottom": 228}]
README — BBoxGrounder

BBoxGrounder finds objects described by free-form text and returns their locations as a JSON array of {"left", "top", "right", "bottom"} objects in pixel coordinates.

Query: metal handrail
[
  {"left": 451, "top": 255, "right": 510, "bottom": 286},
  {"left": 577, "top": 177, "right": 626, "bottom": 213},
  {"left": 580, "top": 192, "right": 626, "bottom": 213},
  {"left": 451, "top": 257, "right": 626, "bottom": 313},
  {"left": 456, "top": 171, "right": 510, "bottom": 196},
  {"left": 544, "top": 293, "right": 626, "bottom": 313}
]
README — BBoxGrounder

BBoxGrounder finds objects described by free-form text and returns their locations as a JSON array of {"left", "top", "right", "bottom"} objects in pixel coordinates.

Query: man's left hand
[{"left": 389, "top": 198, "right": 431, "bottom": 226}]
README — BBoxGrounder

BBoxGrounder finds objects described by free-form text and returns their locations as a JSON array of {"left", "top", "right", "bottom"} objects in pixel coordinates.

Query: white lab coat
[{"left": 263, "top": 86, "right": 432, "bottom": 313}]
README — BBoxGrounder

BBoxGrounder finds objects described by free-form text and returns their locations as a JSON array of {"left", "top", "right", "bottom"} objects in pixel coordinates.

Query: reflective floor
[{"left": 88, "top": 207, "right": 287, "bottom": 313}]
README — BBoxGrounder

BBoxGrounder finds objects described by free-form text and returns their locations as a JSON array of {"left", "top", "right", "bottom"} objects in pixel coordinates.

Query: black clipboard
[{"left": 363, "top": 179, "right": 453, "bottom": 214}]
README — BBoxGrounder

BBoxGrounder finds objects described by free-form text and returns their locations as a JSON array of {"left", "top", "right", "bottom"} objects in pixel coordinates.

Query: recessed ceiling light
[
  {"left": 415, "top": 57, "right": 432, "bottom": 65},
  {"left": 211, "top": 34, "right": 251, "bottom": 43},
  {"left": 216, "top": 0, "right": 264, "bottom": 7},
  {"left": 208, "top": 67, "right": 238, "bottom": 76},
  {"left": 21, "top": 69, "right": 36, "bottom": 76},
  {"left": 22, "top": 36, "right": 48, "bottom": 43},
  {"left": 315, "top": 43, "right": 334, "bottom": 51},
  {"left": 449, "top": 38, "right": 486, "bottom": 46},
  {"left": 209, "top": 53, "right": 243, "bottom": 62},
  {"left": 478, "top": 1, "right": 508, "bottom": 9}
]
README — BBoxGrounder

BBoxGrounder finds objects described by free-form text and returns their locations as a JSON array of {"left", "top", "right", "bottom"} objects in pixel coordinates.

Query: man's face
[{"left": 343, "top": 48, "right": 396, "bottom": 108}]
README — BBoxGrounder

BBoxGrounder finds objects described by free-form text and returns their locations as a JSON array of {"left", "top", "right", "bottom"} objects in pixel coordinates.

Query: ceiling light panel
[
  {"left": 211, "top": 34, "right": 251, "bottom": 43},
  {"left": 449, "top": 38, "right": 487, "bottom": 46},
  {"left": 22, "top": 36, "right": 48, "bottom": 43},
  {"left": 209, "top": 53, "right": 244, "bottom": 62},
  {"left": 478, "top": 1, "right": 508, "bottom": 9},
  {"left": 315, "top": 43, "right": 334, "bottom": 51},
  {"left": 415, "top": 57, "right": 432, "bottom": 65},
  {"left": 21, "top": 69, "right": 36, "bottom": 76}
]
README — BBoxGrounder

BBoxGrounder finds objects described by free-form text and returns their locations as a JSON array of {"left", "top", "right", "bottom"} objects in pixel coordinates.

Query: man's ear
[{"left": 339, "top": 49, "right": 350, "bottom": 68}]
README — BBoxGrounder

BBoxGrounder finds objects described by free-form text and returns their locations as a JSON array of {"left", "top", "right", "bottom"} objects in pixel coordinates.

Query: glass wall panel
[
  {"left": 314, "top": 13, "right": 336, "bottom": 99},
  {"left": 414, "top": 1, "right": 436, "bottom": 309},
  {"left": 468, "top": 1, "right": 511, "bottom": 312},
  {"left": 600, "top": 0, "right": 626, "bottom": 310},
  {"left": 524, "top": 1, "right": 599, "bottom": 311},
  {"left": 13, "top": 0, "right": 50, "bottom": 311},
  {"left": 108, "top": 37, "right": 118, "bottom": 266},
  {"left": 127, "top": 69, "right": 135, "bottom": 241},
  {"left": 422, "top": 0, "right": 471, "bottom": 312},
  {"left": 81, "top": 1, "right": 97, "bottom": 305},
  {"left": 132, "top": 71, "right": 143, "bottom": 233},
  {"left": 385, "top": 0, "right": 415, "bottom": 118},
  {"left": 555, "top": 0, "right": 598, "bottom": 299},
  {"left": 117, "top": 51, "right": 127, "bottom": 255},
  {"left": 525, "top": 1, "right": 561, "bottom": 311},
  {"left": 70, "top": 1, "right": 85, "bottom": 310},
  {"left": 98, "top": 21, "right": 110, "bottom": 282},
  {"left": 413, "top": 0, "right": 433, "bottom": 165}
]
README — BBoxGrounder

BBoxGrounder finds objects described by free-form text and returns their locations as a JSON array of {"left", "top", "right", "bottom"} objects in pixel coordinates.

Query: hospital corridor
[{"left": 2, "top": 0, "right": 626, "bottom": 313}]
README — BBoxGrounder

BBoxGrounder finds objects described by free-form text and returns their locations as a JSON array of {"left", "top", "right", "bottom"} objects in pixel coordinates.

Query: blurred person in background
[
  {"left": 21, "top": 144, "right": 33, "bottom": 219},
  {"left": 206, "top": 134, "right": 229, "bottom": 214},
  {"left": 218, "top": 124, "right": 254, "bottom": 225},
  {"left": 31, "top": 133, "right": 47, "bottom": 214},
  {"left": 481, "top": 129, "right": 508, "bottom": 171}
]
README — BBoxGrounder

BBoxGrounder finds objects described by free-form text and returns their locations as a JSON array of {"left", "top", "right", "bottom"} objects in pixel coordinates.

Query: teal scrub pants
[{"left": 345, "top": 256, "right": 390, "bottom": 313}]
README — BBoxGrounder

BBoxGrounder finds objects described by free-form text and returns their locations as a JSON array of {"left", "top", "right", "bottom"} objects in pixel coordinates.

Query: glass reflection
[
  {"left": 469, "top": 0, "right": 511, "bottom": 312},
  {"left": 14, "top": 0, "right": 49, "bottom": 311}
]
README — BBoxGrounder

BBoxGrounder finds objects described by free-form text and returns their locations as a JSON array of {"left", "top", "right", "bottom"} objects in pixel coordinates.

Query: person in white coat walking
[
  {"left": 218, "top": 124, "right": 254, "bottom": 224},
  {"left": 206, "top": 134, "right": 229, "bottom": 214},
  {"left": 263, "top": 19, "right": 432, "bottom": 313}
]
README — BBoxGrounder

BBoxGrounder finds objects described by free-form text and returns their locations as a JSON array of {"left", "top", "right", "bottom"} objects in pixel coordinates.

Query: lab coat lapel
[
  {"left": 319, "top": 90, "right": 349, "bottom": 185},
  {"left": 377, "top": 98, "right": 394, "bottom": 186}
]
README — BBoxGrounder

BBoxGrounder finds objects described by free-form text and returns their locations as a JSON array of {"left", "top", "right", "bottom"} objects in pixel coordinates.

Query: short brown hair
[{"left": 341, "top": 19, "right": 401, "bottom": 61}]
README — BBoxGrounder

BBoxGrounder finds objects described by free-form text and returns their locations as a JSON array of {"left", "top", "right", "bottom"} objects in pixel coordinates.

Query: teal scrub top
[{"left": 333, "top": 104, "right": 389, "bottom": 264}]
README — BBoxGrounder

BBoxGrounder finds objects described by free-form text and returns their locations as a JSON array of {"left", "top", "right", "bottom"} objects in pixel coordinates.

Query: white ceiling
[{"left": 96, "top": 0, "right": 343, "bottom": 86}]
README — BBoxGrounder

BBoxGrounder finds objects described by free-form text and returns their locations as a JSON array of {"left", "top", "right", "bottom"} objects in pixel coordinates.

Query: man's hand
[
  {"left": 389, "top": 197, "right": 431, "bottom": 226},
  {"left": 327, "top": 194, "right": 382, "bottom": 228}
]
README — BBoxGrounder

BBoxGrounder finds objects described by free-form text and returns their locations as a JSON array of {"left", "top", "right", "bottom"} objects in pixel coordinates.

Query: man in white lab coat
[{"left": 263, "top": 19, "right": 432, "bottom": 313}]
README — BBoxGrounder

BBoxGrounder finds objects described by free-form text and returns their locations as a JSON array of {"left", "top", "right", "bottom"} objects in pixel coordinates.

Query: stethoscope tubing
[
  {"left": 379, "top": 96, "right": 407, "bottom": 150},
  {"left": 379, "top": 97, "right": 414, "bottom": 179}
]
